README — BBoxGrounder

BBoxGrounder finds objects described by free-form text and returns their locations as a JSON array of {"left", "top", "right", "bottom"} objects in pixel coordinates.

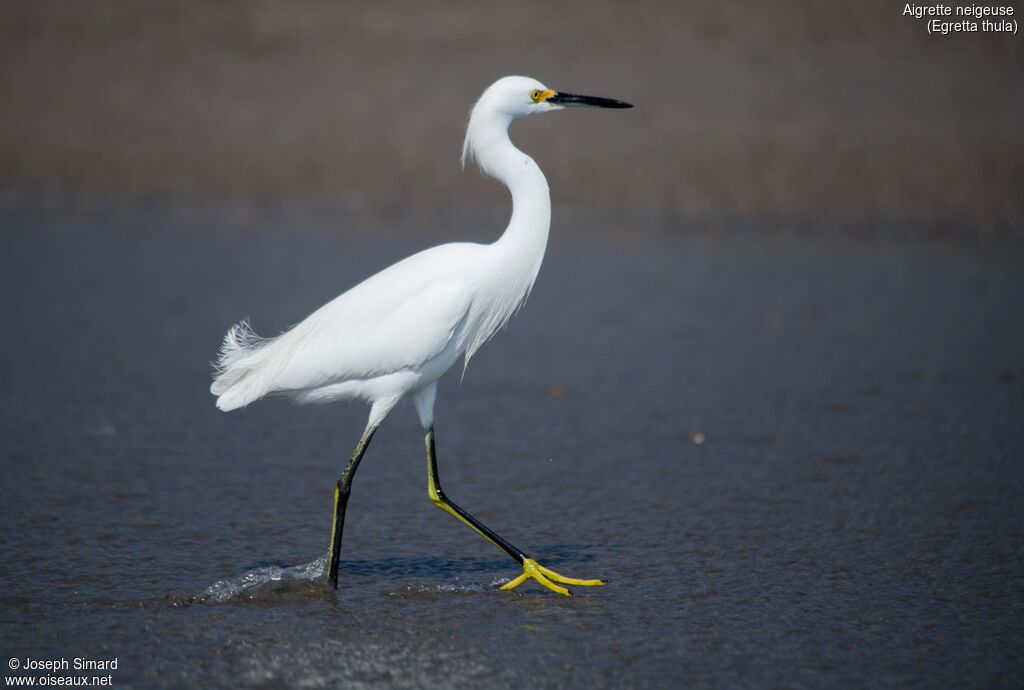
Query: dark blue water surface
[{"left": 2, "top": 202, "right": 1022, "bottom": 688}]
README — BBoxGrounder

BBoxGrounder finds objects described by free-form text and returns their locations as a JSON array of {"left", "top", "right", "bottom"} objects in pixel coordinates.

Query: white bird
[{"left": 211, "top": 75, "right": 631, "bottom": 595}]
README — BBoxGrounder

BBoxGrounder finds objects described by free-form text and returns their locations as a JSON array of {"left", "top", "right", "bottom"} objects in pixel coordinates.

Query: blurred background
[
  {"left": 1, "top": 0, "right": 1021, "bottom": 232},
  {"left": 2, "top": 3, "right": 1023, "bottom": 689}
]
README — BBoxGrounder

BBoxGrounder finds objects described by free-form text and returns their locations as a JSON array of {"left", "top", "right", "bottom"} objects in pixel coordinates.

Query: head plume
[{"left": 461, "top": 76, "right": 554, "bottom": 174}]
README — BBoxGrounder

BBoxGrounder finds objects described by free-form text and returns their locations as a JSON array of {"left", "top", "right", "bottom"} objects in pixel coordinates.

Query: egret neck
[{"left": 462, "top": 105, "right": 551, "bottom": 361}]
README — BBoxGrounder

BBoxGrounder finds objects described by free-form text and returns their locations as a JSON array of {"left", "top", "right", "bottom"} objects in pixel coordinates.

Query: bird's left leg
[
  {"left": 325, "top": 423, "right": 377, "bottom": 589},
  {"left": 423, "top": 426, "right": 605, "bottom": 597}
]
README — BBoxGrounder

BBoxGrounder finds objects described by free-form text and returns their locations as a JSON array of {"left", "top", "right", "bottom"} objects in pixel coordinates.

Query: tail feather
[{"left": 210, "top": 320, "right": 275, "bottom": 411}]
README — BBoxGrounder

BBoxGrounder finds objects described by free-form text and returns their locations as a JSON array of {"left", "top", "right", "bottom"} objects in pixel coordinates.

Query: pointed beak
[{"left": 548, "top": 92, "right": 633, "bottom": 109}]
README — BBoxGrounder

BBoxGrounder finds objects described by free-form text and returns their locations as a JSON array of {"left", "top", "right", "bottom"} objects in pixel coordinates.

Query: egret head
[
  {"left": 472, "top": 75, "right": 632, "bottom": 119},
  {"left": 462, "top": 75, "right": 632, "bottom": 170}
]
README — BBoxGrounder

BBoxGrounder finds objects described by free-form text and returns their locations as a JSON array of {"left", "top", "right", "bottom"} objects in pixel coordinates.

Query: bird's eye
[{"left": 530, "top": 90, "right": 542, "bottom": 102}]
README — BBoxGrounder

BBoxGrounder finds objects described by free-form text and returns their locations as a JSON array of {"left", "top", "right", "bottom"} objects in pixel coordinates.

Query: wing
[{"left": 269, "top": 278, "right": 472, "bottom": 392}]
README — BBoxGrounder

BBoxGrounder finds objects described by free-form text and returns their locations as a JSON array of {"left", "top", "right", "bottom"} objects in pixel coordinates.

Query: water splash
[{"left": 199, "top": 555, "right": 327, "bottom": 603}]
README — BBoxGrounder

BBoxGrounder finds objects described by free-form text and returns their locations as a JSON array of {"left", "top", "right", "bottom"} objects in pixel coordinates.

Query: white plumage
[
  {"left": 210, "top": 75, "right": 631, "bottom": 595},
  {"left": 211, "top": 76, "right": 562, "bottom": 428}
]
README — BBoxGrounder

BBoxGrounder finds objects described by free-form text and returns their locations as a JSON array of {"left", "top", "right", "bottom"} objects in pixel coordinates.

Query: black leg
[
  {"left": 326, "top": 425, "right": 377, "bottom": 589},
  {"left": 424, "top": 425, "right": 528, "bottom": 564}
]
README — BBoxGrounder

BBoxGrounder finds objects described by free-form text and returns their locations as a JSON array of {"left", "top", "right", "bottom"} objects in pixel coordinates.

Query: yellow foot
[{"left": 500, "top": 558, "right": 605, "bottom": 597}]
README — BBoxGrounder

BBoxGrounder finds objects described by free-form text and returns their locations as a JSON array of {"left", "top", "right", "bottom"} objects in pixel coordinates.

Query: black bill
[{"left": 549, "top": 92, "right": 633, "bottom": 109}]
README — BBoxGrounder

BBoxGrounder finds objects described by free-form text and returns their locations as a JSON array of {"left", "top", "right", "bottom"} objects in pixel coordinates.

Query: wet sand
[
  {"left": 1, "top": 201, "right": 1022, "bottom": 688},
  {"left": 1, "top": 1, "right": 1022, "bottom": 231}
]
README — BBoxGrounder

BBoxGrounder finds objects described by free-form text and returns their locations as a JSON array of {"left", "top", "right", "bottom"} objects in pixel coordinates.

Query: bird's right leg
[
  {"left": 411, "top": 383, "right": 603, "bottom": 596},
  {"left": 423, "top": 426, "right": 605, "bottom": 596},
  {"left": 325, "top": 423, "right": 377, "bottom": 589}
]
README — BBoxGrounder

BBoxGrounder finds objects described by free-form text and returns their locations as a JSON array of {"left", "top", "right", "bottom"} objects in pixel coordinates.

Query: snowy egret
[{"left": 211, "top": 75, "right": 631, "bottom": 595}]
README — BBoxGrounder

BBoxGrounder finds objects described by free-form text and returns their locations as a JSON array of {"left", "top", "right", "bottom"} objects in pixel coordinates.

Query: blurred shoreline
[
  {"left": 3, "top": 191, "right": 1022, "bottom": 252},
  {"left": 1, "top": 1, "right": 1021, "bottom": 236}
]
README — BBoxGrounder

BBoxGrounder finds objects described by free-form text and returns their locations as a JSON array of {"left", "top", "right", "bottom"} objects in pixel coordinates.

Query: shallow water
[{"left": 1, "top": 203, "right": 1023, "bottom": 688}]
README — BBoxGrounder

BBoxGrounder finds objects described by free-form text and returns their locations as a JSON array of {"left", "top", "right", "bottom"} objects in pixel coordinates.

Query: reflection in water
[{"left": 199, "top": 545, "right": 598, "bottom": 602}]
